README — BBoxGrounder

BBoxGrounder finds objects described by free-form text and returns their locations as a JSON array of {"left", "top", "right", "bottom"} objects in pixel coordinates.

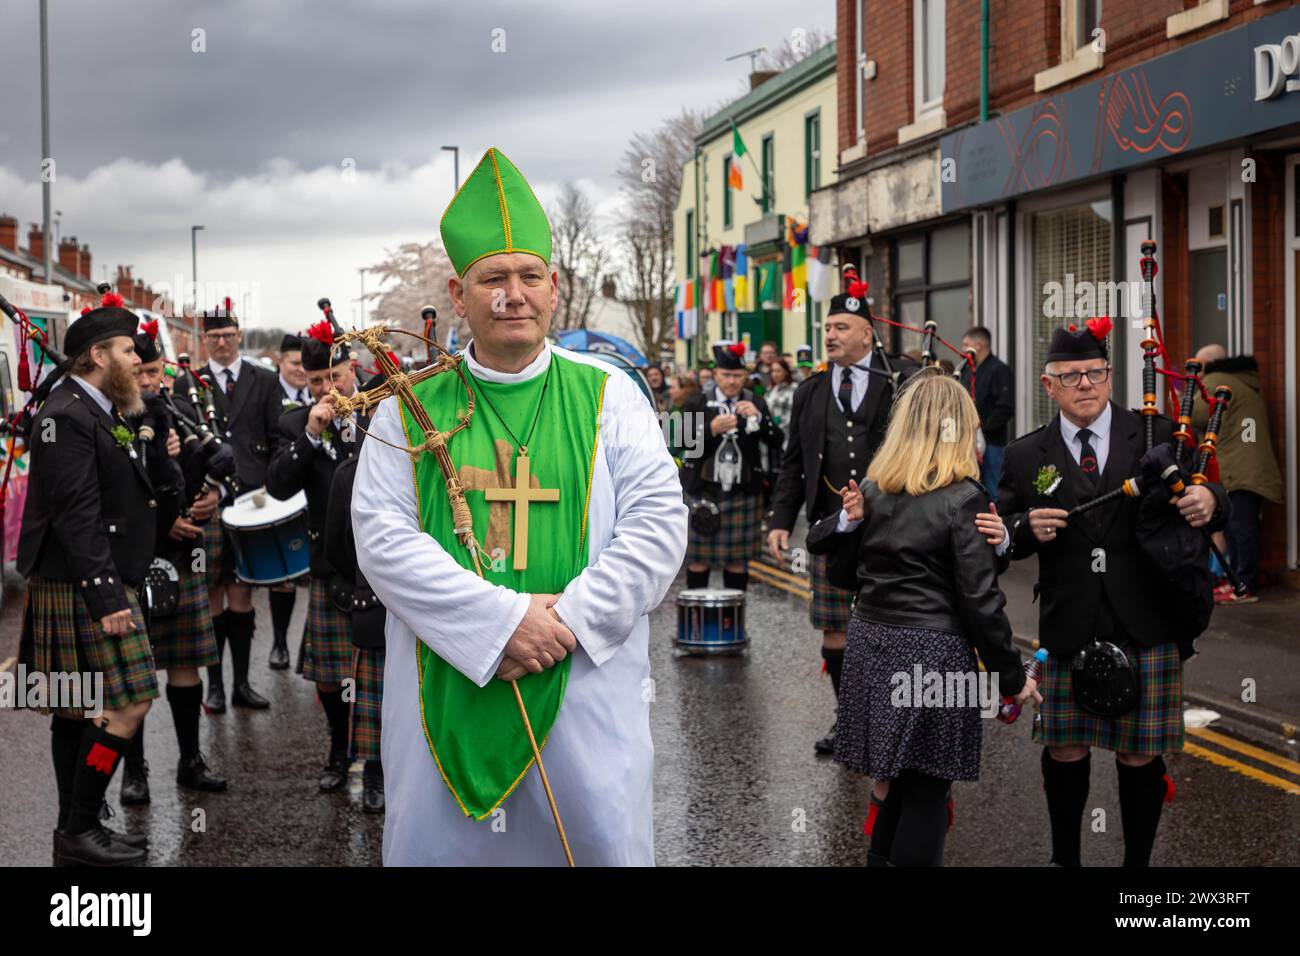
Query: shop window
[
  {"left": 891, "top": 221, "right": 971, "bottom": 359},
  {"left": 1029, "top": 199, "right": 1113, "bottom": 428}
]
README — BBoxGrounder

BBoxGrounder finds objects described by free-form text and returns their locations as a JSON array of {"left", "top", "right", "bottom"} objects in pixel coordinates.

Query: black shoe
[
  {"left": 96, "top": 802, "right": 149, "bottom": 850},
  {"left": 362, "top": 763, "right": 385, "bottom": 814},
  {"left": 268, "top": 640, "right": 290, "bottom": 670},
  {"left": 177, "top": 752, "right": 228, "bottom": 791},
  {"left": 55, "top": 826, "right": 148, "bottom": 866},
  {"left": 204, "top": 673, "right": 226, "bottom": 714},
  {"left": 318, "top": 751, "right": 351, "bottom": 793},
  {"left": 120, "top": 759, "right": 150, "bottom": 806},
  {"left": 231, "top": 682, "right": 270, "bottom": 709},
  {"left": 814, "top": 721, "right": 836, "bottom": 755}
]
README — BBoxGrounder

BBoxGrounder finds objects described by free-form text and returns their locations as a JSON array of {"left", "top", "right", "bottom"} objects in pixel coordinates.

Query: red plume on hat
[
  {"left": 223, "top": 296, "right": 234, "bottom": 314},
  {"left": 728, "top": 342, "right": 746, "bottom": 358},
  {"left": 1086, "top": 315, "right": 1113, "bottom": 341},
  {"left": 306, "top": 320, "right": 335, "bottom": 346},
  {"left": 847, "top": 278, "right": 869, "bottom": 299},
  {"left": 101, "top": 291, "right": 124, "bottom": 309},
  {"left": 81, "top": 306, "right": 93, "bottom": 316},
  {"left": 139, "top": 319, "right": 159, "bottom": 340}
]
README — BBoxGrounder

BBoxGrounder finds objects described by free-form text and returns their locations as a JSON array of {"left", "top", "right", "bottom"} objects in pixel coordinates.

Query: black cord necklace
[{"left": 472, "top": 352, "right": 555, "bottom": 458}]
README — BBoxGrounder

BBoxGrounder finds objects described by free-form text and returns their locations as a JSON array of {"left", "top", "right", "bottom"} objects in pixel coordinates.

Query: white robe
[{"left": 352, "top": 343, "right": 687, "bottom": 866}]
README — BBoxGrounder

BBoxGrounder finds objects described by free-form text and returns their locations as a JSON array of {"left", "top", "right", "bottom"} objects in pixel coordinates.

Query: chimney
[
  {"left": 115, "top": 265, "right": 134, "bottom": 303},
  {"left": 749, "top": 70, "right": 778, "bottom": 90},
  {"left": 27, "top": 224, "right": 45, "bottom": 266},
  {"left": 78, "top": 242, "right": 92, "bottom": 279},
  {"left": 58, "top": 236, "right": 80, "bottom": 276},
  {"left": 133, "top": 279, "right": 148, "bottom": 306},
  {"left": 0, "top": 214, "right": 17, "bottom": 252}
]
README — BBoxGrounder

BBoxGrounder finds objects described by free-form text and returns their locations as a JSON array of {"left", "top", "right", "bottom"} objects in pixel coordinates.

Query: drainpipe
[{"left": 980, "top": 0, "right": 990, "bottom": 123}]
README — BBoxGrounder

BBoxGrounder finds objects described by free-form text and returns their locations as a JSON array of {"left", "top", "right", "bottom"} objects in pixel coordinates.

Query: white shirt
[
  {"left": 1058, "top": 401, "right": 1112, "bottom": 476},
  {"left": 208, "top": 355, "right": 242, "bottom": 387},
  {"left": 280, "top": 375, "right": 307, "bottom": 405},
  {"left": 832, "top": 361, "right": 870, "bottom": 414},
  {"left": 69, "top": 375, "right": 114, "bottom": 416}
]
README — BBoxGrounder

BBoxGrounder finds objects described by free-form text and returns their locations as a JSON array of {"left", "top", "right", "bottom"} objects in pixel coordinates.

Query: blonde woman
[{"left": 807, "top": 370, "right": 1039, "bottom": 866}]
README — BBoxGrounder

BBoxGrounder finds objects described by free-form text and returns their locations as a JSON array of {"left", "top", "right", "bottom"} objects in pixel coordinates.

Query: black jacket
[
  {"left": 680, "top": 389, "right": 783, "bottom": 497},
  {"left": 806, "top": 477, "right": 1025, "bottom": 697},
  {"left": 770, "top": 352, "right": 917, "bottom": 529},
  {"left": 997, "top": 403, "right": 1229, "bottom": 658},
  {"left": 18, "top": 379, "right": 165, "bottom": 619},
  {"left": 959, "top": 353, "right": 1015, "bottom": 446},
  {"left": 264, "top": 402, "right": 369, "bottom": 577},
  {"left": 200, "top": 358, "right": 284, "bottom": 489},
  {"left": 323, "top": 454, "right": 386, "bottom": 648}
]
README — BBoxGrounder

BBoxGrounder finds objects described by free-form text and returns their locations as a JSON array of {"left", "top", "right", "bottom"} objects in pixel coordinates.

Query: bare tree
[
  {"left": 756, "top": 27, "right": 833, "bottom": 71},
  {"left": 550, "top": 183, "right": 608, "bottom": 331},
  {"left": 615, "top": 108, "right": 702, "bottom": 358},
  {"left": 364, "top": 241, "right": 462, "bottom": 353}
]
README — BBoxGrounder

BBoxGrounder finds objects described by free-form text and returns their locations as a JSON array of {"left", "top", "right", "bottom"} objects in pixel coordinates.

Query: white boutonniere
[{"left": 319, "top": 428, "right": 338, "bottom": 461}]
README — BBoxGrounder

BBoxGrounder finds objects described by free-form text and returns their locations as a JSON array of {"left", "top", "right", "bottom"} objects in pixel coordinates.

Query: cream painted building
[{"left": 674, "top": 42, "right": 838, "bottom": 369}]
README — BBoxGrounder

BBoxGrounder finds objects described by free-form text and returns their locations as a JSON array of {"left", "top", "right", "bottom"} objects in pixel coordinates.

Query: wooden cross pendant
[{"left": 483, "top": 452, "right": 560, "bottom": 570}]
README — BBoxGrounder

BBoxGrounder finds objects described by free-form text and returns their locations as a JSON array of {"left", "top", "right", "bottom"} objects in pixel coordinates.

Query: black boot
[
  {"left": 54, "top": 825, "right": 147, "bottom": 867},
  {"left": 227, "top": 610, "right": 269, "bottom": 709},
  {"left": 97, "top": 801, "right": 149, "bottom": 849},
  {"left": 1117, "top": 756, "right": 1169, "bottom": 868},
  {"left": 119, "top": 719, "right": 150, "bottom": 806},
  {"left": 177, "top": 752, "right": 228, "bottom": 791},
  {"left": 362, "top": 760, "right": 385, "bottom": 814},
  {"left": 268, "top": 587, "right": 294, "bottom": 670},
  {"left": 318, "top": 688, "right": 352, "bottom": 792},
  {"left": 319, "top": 750, "right": 351, "bottom": 793},
  {"left": 56, "top": 723, "right": 148, "bottom": 866},
  {"left": 205, "top": 611, "right": 228, "bottom": 714}
]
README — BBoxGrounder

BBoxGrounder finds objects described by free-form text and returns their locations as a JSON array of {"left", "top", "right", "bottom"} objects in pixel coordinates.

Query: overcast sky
[{"left": 0, "top": 0, "right": 834, "bottom": 329}]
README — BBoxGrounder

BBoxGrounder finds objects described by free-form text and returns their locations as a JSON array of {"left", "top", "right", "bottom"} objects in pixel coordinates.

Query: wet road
[{"left": 1, "top": 574, "right": 1297, "bottom": 866}]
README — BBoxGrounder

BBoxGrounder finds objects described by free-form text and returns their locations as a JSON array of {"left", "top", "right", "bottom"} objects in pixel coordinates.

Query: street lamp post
[
  {"left": 39, "top": 0, "right": 52, "bottom": 286},
  {"left": 191, "top": 224, "right": 204, "bottom": 353},
  {"left": 442, "top": 145, "right": 460, "bottom": 193}
]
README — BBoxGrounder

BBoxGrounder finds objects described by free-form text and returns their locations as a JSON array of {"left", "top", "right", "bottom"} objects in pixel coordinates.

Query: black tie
[
  {"left": 837, "top": 367, "right": 854, "bottom": 416},
  {"left": 296, "top": 389, "right": 305, "bottom": 404},
  {"left": 1077, "top": 427, "right": 1100, "bottom": 487},
  {"left": 223, "top": 368, "right": 235, "bottom": 398}
]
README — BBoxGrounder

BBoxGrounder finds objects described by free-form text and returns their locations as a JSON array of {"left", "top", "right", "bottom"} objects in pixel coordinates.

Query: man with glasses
[
  {"left": 197, "top": 301, "right": 285, "bottom": 713},
  {"left": 996, "top": 321, "right": 1227, "bottom": 867}
]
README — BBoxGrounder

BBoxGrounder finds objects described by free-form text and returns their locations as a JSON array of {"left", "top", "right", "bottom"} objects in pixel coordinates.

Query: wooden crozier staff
[{"left": 326, "top": 315, "right": 575, "bottom": 867}]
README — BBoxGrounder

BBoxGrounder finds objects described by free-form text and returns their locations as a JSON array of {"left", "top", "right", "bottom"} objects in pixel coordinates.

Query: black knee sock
[
  {"left": 1117, "top": 756, "right": 1168, "bottom": 868},
  {"left": 318, "top": 689, "right": 350, "bottom": 757},
  {"left": 1041, "top": 749, "right": 1091, "bottom": 867},
  {"left": 685, "top": 568, "right": 709, "bottom": 590},
  {"left": 869, "top": 783, "right": 903, "bottom": 865},
  {"left": 166, "top": 683, "right": 203, "bottom": 760},
  {"left": 208, "top": 610, "right": 228, "bottom": 685},
  {"left": 722, "top": 569, "right": 749, "bottom": 592},
  {"left": 51, "top": 717, "right": 85, "bottom": 830},
  {"left": 66, "top": 722, "right": 134, "bottom": 834},
  {"left": 124, "top": 716, "right": 145, "bottom": 767},
  {"left": 822, "top": 646, "right": 845, "bottom": 699},
  {"left": 227, "top": 610, "right": 255, "bottom": 685},
  {"left": 269, "top": 589, "right": 295, "bottom": 645},
  {"left": 889, "top": 770, "right": 952, "bottom": 867}
]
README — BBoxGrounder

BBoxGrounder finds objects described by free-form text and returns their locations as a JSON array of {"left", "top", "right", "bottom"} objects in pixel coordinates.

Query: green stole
[{"left": 398, "top": 350, "right": 608, "bottom": 819}]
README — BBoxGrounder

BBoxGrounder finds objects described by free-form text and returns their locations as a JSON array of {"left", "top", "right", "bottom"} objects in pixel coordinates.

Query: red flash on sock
[
  {"left": 1163, "top": 774, "right": 1176, "bottom": 804},
  {"left": 862, "top": 800, "right": 879, "bottom": 836},
  {"left": 85, "top": 742, "right": 118, "bottom": 775}
]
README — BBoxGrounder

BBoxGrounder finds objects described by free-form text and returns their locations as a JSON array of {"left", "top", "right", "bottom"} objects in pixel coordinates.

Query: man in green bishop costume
[{"left": 353, "top": 147, "right": 687, "bottom": 865}]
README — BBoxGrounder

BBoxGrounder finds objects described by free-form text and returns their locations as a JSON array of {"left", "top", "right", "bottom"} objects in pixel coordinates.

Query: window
[
  {"left": 804, "top": 111, "right": 821, "bottom": 198},
  {"left": 914, "top": 0, "right": 945, "bottom": 118},
  {"left": 891, "top": 221, "right": 971, "bottom": 358},
  {"left": 761, "top": 134, "right": 775, "bottom": 214},
  {"left": 685, "top": 210, "right": 695, "bottom": 278},
  {"left": 855, "top": 0, "right": 868, "bottom": 143},
  {"left": 1029, "top": 199, "right": 1113, "bottom": 428},
  {"left": 1035, "top": 1, "right": 1104, "bottom": 92},
  {"left": 723, "top": 156, "right": 733, "bottom": 229}
]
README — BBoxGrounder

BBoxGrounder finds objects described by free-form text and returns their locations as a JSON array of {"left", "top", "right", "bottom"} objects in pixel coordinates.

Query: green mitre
[{"left": 439, "top": 147, "right": 553, "bottom": 277}]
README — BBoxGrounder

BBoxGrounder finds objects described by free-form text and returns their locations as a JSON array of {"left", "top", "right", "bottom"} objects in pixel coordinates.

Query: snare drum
[
  {"left": 675, "top": 588, "right": 746, "bottom": 653},
  {"left": 221, "top": 488, "right": 311, "bottom": 584}
]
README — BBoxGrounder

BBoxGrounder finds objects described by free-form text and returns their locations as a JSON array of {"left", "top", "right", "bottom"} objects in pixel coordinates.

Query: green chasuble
[{"left": 398, "top": 351, "right": 609, "bottom": 819}]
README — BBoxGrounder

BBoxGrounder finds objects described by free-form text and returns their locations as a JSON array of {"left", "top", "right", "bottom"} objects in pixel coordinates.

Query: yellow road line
[
  {"left": 1188, "top": 726, "right": 1300, "bottom": 777},
  {"left": 747, "top": 565, "right": 812, "bottom": 599},
  {"left": 748, "top": 560, "right": 809, "bottom": 586},
  {"left": 1182, "top": 742, "right": 1300, "bottom": 795},
  {"left": 0, "top": 656, "right": 14, "bottom": 674}
]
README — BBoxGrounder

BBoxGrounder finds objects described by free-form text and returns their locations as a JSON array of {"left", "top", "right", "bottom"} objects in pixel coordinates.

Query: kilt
[
  {"left": 303, "top": 577, "right": 353, "bottom": 684},
  {"left": 19, "top": 577, "right": 157, "bottom": 717},
  {"left": 147, "top": 563, "right": 219, "bottom": 670},
  {"left": 686, "top": 492, "right": 762, "bottom": 566},
  {"left": 810, "top": 553, "right": 855, "bottom": 632},
  {"left": 350, "top": 646, "right": 385, "bottom": 761},
  {"left": 201, "top": 518, "right": 237, "bottom": 589},
  {"left": 1033, "top": 641, "right": 1184, "bottom": 756}
]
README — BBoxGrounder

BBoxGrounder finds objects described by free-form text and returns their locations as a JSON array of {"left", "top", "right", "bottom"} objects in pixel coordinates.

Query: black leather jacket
[{"left": 808, "top": 477, "right": 1025, "bottom": 697}]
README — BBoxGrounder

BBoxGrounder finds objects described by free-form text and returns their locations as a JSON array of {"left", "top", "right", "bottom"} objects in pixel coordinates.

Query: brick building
[{"left": 812, "top": 0, "right": 1300, "bottom": 585}]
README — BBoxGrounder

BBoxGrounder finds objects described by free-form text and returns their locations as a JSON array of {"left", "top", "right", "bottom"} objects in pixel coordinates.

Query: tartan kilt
[
  {"left": 146, "top": 563, "right": 219, "bottom": 670},
  {"left": 1033, "top": 641, "right": 1184, "bottom": 755},
  {"left": 201, "top": 518, "right": 236, "bottom": 589},
  {"left": 350, "top": 646, "right": 385, "bottom": 761},
  {"left": 686, "top": 492, "right": 762, "bottom": 566},
  {"left": 303, "top": 577, "right": 353, "bottom": 684},
  {"left": 19, "top": 577, "right": 158, "bottom": 717},
  {"left": 810, "top": 553, "right": 855, "bottom": 632}
]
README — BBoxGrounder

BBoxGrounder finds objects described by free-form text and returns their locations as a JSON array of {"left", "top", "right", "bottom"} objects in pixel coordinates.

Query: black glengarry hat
[
  {"left": 201, "top": 296, "right": 239, "bottom": 332},
  {"left": 711, "top": 341, "right": 747, "bottom": 371},
  {"left": 280, "top": 333, "right": 302, "bottom": 354},
  {"left": 827, "top": 264, "right": 872, "bottom": 320},
  {"left": 1046, "top": 316, "right": 1112, "bottom": 364},
  {"left": 67, "top": 291, "right": 138, "bottom": 359},
  {"left": 300, "top": 321, "right": 350, "bottom": 372}
]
